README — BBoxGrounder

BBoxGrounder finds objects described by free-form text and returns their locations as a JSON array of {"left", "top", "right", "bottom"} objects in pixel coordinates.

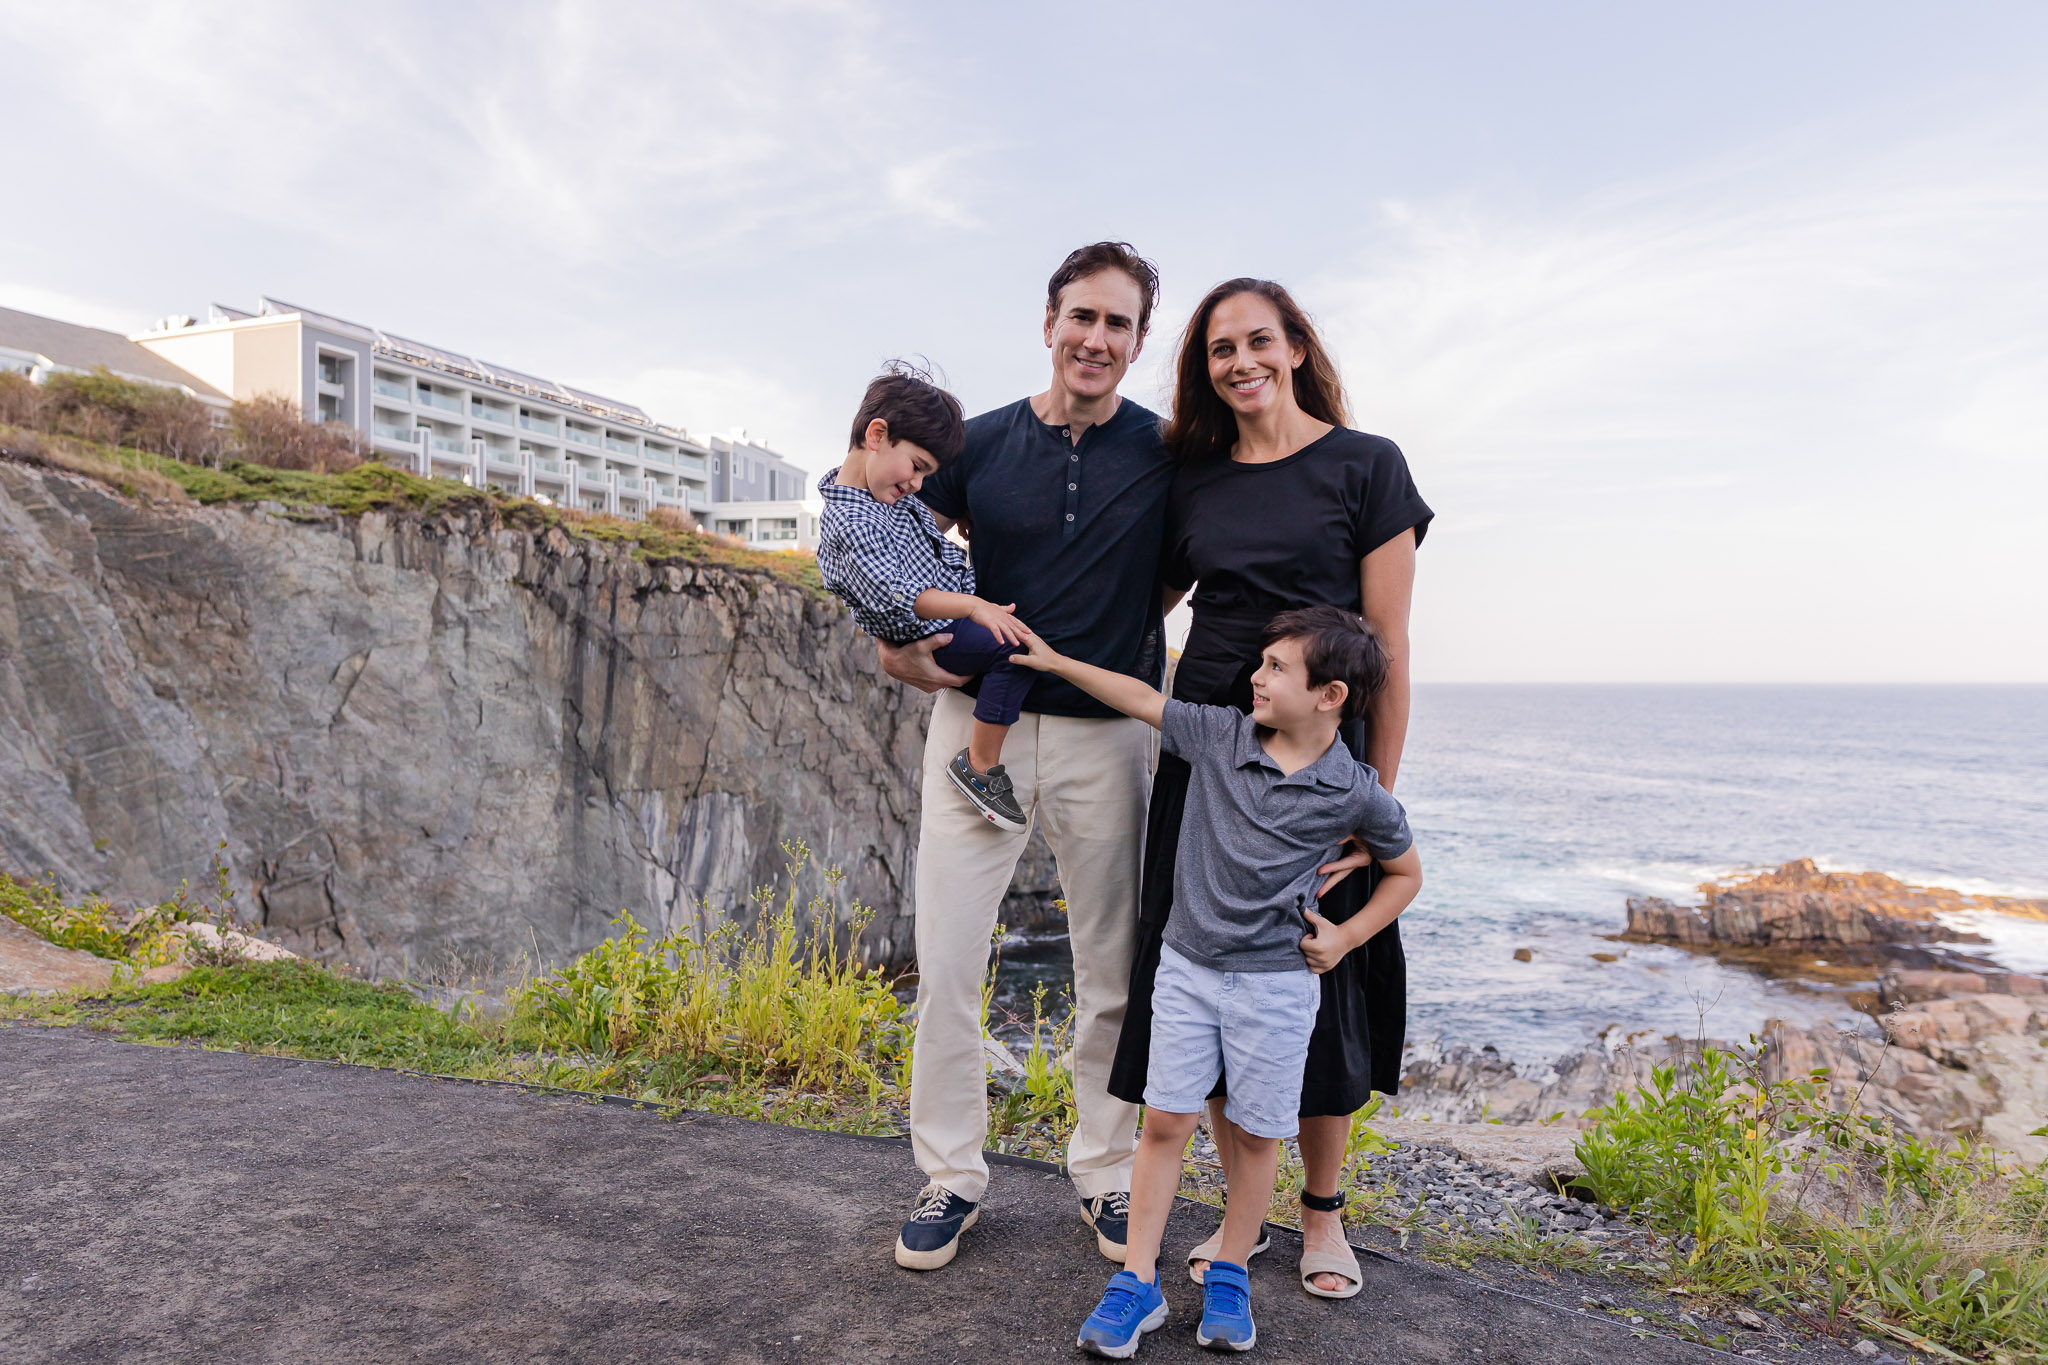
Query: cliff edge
[{"left": 0, "top": 459, "right": 949, "bottom": 975}]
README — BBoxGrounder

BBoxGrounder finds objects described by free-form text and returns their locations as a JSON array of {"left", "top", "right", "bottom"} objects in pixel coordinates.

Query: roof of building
[{"left": 0, "top": 305, "right": 229, "bottom": 400}]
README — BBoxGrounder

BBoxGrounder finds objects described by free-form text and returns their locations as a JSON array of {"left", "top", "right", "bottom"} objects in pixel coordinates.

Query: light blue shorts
[{"left": 1142, "top": 944, "right": 1321, "bottom": 1140}]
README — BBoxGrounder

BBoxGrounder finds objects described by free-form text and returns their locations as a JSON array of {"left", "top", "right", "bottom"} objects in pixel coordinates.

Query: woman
[{"left": 1107, "top": 278, "right": 1430, "bottom": 1299}]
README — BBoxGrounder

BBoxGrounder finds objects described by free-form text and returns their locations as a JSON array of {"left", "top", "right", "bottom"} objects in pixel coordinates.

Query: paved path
[{"left": 0, "top": 1027, "right": 1737, "bottom": 1364}]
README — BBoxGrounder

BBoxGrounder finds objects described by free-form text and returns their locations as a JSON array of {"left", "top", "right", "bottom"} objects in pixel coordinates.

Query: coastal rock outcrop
[
  {"left": 0, "top": 459, "right": 984, "bottom": 976},
  {"left": 1621, "top": 858, "right": 2045, "bottom": 949}
]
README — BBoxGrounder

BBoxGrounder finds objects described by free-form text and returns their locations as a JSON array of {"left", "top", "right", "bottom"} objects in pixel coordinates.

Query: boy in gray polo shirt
[{"left": 1012, "top": 605, "right": 1422, "bottom": 1357}]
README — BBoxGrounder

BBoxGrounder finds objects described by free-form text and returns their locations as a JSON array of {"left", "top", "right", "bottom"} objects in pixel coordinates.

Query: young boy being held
[
  {"left": 1012, "top": 605, "right": 1422, "bottom": 1357},
  {"left": 815, "top": 363, "right": 1036, "bottom": 831}
]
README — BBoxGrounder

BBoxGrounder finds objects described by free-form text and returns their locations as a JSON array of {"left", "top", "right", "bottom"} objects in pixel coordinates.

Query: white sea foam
[
  {"left": 1935, "top": 912, "right": 2048, "bottom": 973},
  {"left": 1572, "top": 858, "right": 1750, "bottom": 902}
]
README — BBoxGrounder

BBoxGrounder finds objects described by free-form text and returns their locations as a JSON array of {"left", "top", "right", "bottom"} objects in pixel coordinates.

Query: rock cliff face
[{"left": 0, "top": 460, "right": 1051, "bottom": 976}]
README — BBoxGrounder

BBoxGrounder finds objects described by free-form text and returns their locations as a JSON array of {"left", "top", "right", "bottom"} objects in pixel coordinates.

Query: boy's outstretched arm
[
  {"left": 1011, "top": 632, "right": 1166, "bottom": 729},
  {"left": 1301, "top": 844, "right": 1422, "bottom": 974}
]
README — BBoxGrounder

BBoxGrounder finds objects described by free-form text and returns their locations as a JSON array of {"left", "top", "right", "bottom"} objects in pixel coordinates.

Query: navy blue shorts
[{"left": 931, "top": 618, "right": 1031, "bottom": 727}]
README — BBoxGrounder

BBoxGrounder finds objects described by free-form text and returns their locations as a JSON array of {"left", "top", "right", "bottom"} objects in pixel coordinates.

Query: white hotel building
[{"left": 129, "top": 298, "right": 820, "bottom": 549}]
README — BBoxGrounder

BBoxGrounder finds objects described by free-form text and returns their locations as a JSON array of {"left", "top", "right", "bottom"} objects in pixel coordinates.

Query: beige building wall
[
  {"left": 138, "top": 318, "right": 304, "bottom": 403},
  {"left": 227, "top": 320, "right": 303, "bottom": 403},
  {"left": 132, "top": 329, "right": 239, "bottom": 396}
]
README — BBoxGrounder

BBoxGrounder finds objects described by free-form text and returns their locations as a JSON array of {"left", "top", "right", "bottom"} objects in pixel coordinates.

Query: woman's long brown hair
[{"left": 1162, "top": 278, "right": 1349, "bottom": 461}]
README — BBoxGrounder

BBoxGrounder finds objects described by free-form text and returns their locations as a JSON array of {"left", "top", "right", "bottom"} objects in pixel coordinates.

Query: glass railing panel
[
  {"left": 471, "top": 406, "right": 513, "bottom": 425},
  {"left": 519, "top": 415, "right": 558, "bottom": 432},
  {"left": 372, "top": 381, "right": 410, "bottom": 401},
  {"left": 565, "top": 428, "right": 599, "bottom": 446}
]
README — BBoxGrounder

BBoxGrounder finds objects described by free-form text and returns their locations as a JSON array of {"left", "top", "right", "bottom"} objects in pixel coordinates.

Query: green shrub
[
  {"left": 40, "top": 369, "right": 221, "bottom": 465},
  {"left": 1576, "top": 1039, "right": 2048, "bottom": 1358}
]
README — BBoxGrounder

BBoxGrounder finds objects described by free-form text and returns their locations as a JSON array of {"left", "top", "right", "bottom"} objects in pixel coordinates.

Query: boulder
[
  {"left": 1881, "top": 993, "right": 2039, "bottom": 1069},
  {"left": 1879, "top": 967, "right": 2046, "bottom": 1007},
  {"left": 0, "top": 915, "right": 114, "bottom": 995}
]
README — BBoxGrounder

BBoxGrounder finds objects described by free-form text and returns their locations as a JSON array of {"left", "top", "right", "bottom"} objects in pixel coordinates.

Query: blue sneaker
[
  {"left": 1196, "top": 1260, "right": 1255, "bottom": 1352},
  {"left": 894, "top": 1183, "right": 978, "bottom": 1270},
  {"left": 1081, "top": 1191, "right": 1131, "bottom": 1263},
  {"left": 1076, "top": 1270, "right": 1168, "bottom": 1359}
]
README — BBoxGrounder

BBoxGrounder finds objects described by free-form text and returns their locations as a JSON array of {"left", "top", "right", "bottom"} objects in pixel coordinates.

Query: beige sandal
[
  {"left": 1299, "top": 1189, "right": 1363, "bottom": 1300},
  {"left": 1185, "top": 1222, "right": 1273, "bottom": 1284}
]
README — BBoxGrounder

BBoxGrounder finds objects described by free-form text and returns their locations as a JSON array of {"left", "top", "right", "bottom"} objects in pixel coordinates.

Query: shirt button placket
[{"left": 1064, "top": 449, "right": 1080, "bottom": 536}]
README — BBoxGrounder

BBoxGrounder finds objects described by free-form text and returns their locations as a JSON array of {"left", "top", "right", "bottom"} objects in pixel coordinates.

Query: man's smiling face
[{"left": 1043, "top": 269, "right": 1146, "bottom": 404}]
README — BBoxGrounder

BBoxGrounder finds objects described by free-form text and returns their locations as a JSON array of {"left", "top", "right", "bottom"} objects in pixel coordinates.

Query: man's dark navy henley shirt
[{"left": 918, "top": 396, "right": 1173, "bottom": 719}]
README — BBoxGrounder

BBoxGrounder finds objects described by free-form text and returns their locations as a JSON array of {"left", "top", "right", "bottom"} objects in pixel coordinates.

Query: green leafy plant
[
  {"left": 509, "top": 841, "right": 908, "bottom": 1099},
  {"left": 1575, "top": 1037, "right": 2048, "bottom": 1359}
]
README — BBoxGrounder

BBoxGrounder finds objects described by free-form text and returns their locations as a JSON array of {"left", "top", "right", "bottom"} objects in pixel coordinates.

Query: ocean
[{"left": 991, "top": 685, "right": 2048, "bottom": 1063}]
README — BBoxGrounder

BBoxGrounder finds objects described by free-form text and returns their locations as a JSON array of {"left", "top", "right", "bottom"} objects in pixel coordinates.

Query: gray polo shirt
[{"left": 1161, "top": 700, "right": 1414, "bottom": 973}]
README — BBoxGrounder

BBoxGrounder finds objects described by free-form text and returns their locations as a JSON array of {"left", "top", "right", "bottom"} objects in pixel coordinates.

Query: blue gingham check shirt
[{"left": 816, "top": 467, "right": 975, "bottom": 644}]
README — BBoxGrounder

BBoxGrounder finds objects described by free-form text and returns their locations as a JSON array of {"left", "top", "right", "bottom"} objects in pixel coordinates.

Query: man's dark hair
[
  {"left": 1047, "top": 241, "right": 1161, "bottom": 336},
  {"left": 848, "top": 360, "right": 966, "bottom": 465},
  {"left": 1257, "top": 606, "right": 1390, "bottom": 722}
]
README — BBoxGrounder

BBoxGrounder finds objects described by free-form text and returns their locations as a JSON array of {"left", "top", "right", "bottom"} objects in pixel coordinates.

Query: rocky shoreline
[{"left": 1392, "top": 859, "right": 2048, "bottom": 1167}]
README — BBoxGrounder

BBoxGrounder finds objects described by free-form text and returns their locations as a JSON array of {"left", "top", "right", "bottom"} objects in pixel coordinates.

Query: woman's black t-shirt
[{"left": 1166, "top": 427, "right": 1432, "bottom": 704}]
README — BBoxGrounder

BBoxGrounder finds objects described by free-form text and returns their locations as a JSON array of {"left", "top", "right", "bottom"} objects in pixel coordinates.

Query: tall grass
[
  {"left": 510, "top": 841, "right": 912, "bottom": 1100},
  {"left": 1576, "top": 1038, "right": 2048, "bottom": 1359}
]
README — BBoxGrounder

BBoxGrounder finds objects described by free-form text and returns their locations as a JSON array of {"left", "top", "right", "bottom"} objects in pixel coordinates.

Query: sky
[{"left": 3, "top": 1, "right": 2045, "bottom": 682}]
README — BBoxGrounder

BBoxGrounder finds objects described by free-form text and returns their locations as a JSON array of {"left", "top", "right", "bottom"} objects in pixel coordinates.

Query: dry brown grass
[
  {"left": 646, "top": 504, "right": 699, "bottom": 534},
  {"left": 0, "top": 424, "right": 189, "bottom": 502}
]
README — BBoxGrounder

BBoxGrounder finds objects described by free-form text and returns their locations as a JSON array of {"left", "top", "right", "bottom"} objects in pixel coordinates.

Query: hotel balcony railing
[
  {"left": 487, "top": 449, "right": 523, "bottom": 469},
  {"left": 604, "top": 438, "right": 638, "bottom": 456},
  {"left": 372, "top": 422, "right": 415, "bottom": 443},
  {"left": 417, "top": 390, "right": 463, "bottom": 414},
  {"left": 532, "top": 456, "right": 564, "bottom": 474},
  {"left": 372, "top": 380, "right": 410, "bottom": 401},
  {"left": 430, "top": 435, "right": 466, "bottom": 454},
  {"left": 643, "top": 448, "right": 675, "bottom": 466},
  {"left": 617, "top": 476, "right": 643, "bottom": 492},
  {"left": 675, "top": 453, "right": 707, "bottom": 475},
  {"left": 565, "top": 428, "right": 600, "bottom": 447},
  {"left": 471, "top": 406, "right": 514, "bottom": 426},
  {"left": 518, "top": 415, "right": 557, "bottom": 433}
]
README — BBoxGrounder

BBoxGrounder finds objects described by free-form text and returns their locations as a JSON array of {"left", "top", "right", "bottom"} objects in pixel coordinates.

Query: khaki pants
[{"left": 909, "top": 687, "right": 1153, "bottom": 1202}]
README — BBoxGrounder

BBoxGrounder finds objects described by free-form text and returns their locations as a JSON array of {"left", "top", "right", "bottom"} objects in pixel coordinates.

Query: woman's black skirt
[{"left": 1106, "top": 702, "right": 1407, "bottom": 1117}]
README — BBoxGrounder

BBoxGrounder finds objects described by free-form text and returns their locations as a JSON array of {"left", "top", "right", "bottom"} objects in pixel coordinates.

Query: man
[{"left": 883, "top": 242, "right": 1175, "bottom": 1271}]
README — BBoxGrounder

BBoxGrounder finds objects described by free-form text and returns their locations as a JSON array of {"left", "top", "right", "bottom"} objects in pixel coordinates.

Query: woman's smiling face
[{"left": 1205, "top": 291, "right": 1303, "bottom": 420}]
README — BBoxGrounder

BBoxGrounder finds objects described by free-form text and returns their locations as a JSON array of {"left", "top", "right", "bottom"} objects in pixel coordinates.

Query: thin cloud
[{"left": 1313, "top": 117, "right": 2048, "bottom": 681}]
